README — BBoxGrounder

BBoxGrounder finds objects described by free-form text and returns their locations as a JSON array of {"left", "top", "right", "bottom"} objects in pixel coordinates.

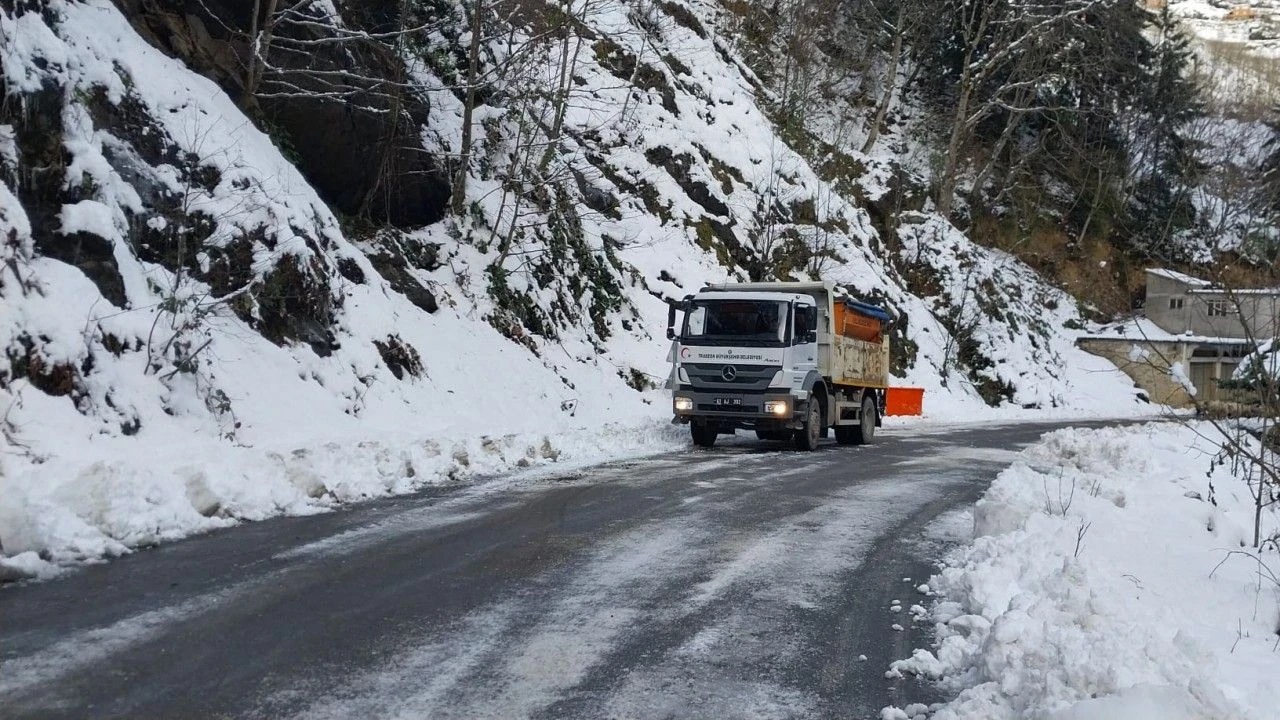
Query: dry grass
[{"left": 969, "top": 214, "right": 1143, "bottom": 316}]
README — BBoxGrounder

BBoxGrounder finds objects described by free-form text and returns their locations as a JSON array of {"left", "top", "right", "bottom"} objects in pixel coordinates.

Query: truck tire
[
  {"left": 852, "top": 396, "right": 876, "bottom": 445},
  {"left": 691, "top": 423, "right": 718, "bottom": 448},
  {"left": 793, "top": 401, "right": 821, "bottom": 451}
]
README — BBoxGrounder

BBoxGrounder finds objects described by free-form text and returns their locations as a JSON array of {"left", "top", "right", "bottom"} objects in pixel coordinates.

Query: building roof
[
  {"left": 1082, "top": 316, "right": 1255, "bottom": 345},
  {"left": 1145, "top": 268, "right": 1212, "bottom": 287},
  {"left": 1187, "top": 287, "right": 1280, "bottom": 297},
  {"left": 1145, "top": 268, "right": 1280, "bottom": 297}
]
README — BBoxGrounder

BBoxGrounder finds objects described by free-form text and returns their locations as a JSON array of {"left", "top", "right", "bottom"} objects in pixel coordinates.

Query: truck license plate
[{"left": 714, "top": 398, "right": 742, "bottom": 406}]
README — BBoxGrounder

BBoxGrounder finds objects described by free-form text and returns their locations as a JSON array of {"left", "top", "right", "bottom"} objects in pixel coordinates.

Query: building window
[
  {"left": 1169, "top": 297, "right": 1184, "bottom": 310},
  {"left": 1206, "top": 300, "right": 1235, "bottom": 317}
]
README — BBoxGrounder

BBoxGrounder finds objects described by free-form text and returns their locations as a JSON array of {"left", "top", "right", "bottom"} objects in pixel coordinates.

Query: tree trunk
[
  {"left": 452, "top": 0, "right": 485, "bottom": 216},
  {"left": 935, "top": 83, "right": 971, "bottom": 220},
  {"left": 861, "top": 25, "right": 902, "bottom": 155},
  {"left": 1255, "top": 445, "right": 1265, "bottom": 549},
  {"left": 540, "top": 17, "right": 583, "bottom": 174},
  {"left": 967, "top": 103, "right": 1026, "bottom": 208},
  {"left": 245, "top": 0, "right": 281, "bottom": 99},
  {"left": 359, "top": 71, "right": 406, "bottom": 219}
]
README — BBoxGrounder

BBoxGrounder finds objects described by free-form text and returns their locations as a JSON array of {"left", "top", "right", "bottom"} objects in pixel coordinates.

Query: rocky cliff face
[{"left": 118, "top": 0, "right": 451, "bottom": 227}]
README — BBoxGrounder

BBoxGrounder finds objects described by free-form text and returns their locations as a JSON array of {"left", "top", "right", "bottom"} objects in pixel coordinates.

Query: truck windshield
[{"left": 683, "top": 300, "right": 788, "bottom": 346}]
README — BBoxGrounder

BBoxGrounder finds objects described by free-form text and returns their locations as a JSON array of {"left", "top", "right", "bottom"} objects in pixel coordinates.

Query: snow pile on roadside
[
  {"left": 0, "top": 418, "right": 684, "bottom": 580},
  {"left": 884, "top": 422, "right": 1280, "bottom": 719}
]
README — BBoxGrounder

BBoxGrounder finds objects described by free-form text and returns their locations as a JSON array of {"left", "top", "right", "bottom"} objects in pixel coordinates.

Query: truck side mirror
[
  {"left": 667, "top": 303, "right": 678, "bottom": 340},
  {"left": 667, "top": 327, "right": 676, "bottom": 340}
]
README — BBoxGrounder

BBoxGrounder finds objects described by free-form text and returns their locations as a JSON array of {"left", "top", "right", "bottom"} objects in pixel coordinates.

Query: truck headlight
[
  {"left": 764, "top": 400, "right": 789, "bottom": 416},
  {"left": 674, "top": 396, "right": 694, "bottom": 412}
]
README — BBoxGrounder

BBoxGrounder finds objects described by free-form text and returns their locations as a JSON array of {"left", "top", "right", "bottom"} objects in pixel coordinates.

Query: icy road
[{"left": 0, "top": 421, "right": 1114, "bottom": 719}]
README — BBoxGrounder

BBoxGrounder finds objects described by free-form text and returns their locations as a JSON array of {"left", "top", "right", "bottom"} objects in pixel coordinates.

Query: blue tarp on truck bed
[{"left": 844, "top": 299, "right": 892, "bottom": 323}]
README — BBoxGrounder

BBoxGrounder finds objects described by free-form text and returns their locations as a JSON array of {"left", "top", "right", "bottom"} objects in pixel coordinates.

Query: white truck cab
[{"left": 667, "top": 281, "right": 889, "bottom": 450}]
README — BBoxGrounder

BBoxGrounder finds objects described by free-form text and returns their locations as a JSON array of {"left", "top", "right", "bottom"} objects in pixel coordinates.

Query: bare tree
[
  {"left": 453, "top": 0, "right": 485, "bottom": 215},
  {"left": 857, "top": 0, "right": 927, "bottom": 154},
  {"left": 1127, "top": 265, "right": 1280, "bottom": 549},
  {"left": 928, "top": 0, "right": 1120, "bottom": 219}
]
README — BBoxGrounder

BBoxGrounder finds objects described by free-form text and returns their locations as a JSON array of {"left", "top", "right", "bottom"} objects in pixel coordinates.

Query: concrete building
[
  {"left": 1078, "top": 269, "right": 1275, "bottom": 406},
  {"left": 1144, "top": 268, "right": 1280, "bottom": 341}
]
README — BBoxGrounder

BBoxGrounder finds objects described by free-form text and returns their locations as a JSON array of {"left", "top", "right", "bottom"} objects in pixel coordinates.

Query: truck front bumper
[{"left": 671, "top": 390, "right": 801, "bottom": 428}]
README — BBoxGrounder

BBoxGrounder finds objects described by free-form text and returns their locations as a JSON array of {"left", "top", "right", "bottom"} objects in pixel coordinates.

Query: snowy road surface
[{"left": 0, "top": 421, "right": 1117, "bottom": 719}]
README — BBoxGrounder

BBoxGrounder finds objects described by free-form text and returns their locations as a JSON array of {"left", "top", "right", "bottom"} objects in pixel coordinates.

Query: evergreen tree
[
  {"left": 1118, "top": 8, "right": 1204, "bottom": 258},
  {"left": 907, "top": 0, "right": 1204, "bottom": 229}
]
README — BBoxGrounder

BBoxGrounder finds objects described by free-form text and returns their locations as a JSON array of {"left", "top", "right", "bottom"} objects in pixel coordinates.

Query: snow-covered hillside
[
  {"left": 1167, "top": 0, "right": 1280, "bottom": 108},
  {"left": 0, "top": 0, "right": 1147, "bottom": 573},
  {"left": 886, "top": 422, "right": 1280, "bottom": 719}
]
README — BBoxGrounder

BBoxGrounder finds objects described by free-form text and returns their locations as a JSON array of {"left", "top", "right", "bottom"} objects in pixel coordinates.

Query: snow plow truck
[{"left": 667, "top": 281, "right": 891, "bottom": 450}]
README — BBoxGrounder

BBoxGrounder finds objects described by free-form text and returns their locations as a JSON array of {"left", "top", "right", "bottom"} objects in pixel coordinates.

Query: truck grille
[{"left": 683, "top": 364, "right": 780, "bottom": 392}]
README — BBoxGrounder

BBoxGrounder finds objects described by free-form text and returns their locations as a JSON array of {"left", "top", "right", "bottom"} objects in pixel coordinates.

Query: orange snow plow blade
[{"left": 885, "top": 387, "right": 924, "bottom": 416}]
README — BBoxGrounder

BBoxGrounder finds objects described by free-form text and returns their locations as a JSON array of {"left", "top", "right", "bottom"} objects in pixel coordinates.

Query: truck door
[{"left": 793, "top": 303, "right": 818, "bottom": 368}]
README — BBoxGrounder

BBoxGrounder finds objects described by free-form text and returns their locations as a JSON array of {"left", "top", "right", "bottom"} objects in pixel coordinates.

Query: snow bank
[
  {"left": 0, "top": 413, "right": 684, "bottom": 579},
  {"left": 885, "top": 422, "right": 1280, "bottom": 719}
]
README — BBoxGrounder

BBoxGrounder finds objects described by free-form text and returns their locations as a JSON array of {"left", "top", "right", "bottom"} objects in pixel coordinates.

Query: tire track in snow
[
  {"left": 263, "top": 451, "right": 842, "bottom": 718},
  {"left": 555, "top": 472, "right": 964, "bottom": 720},
  {"left": 3, "top": 441, "right": 753, "bottom": 712},
  {"left": 0, "top": 424, "right": 1097, "bottom": 719},
  {"left": 270, "top": 514, "right": 718, "bottom": 719},
  {"left": 0, "top": 584, "right": 251, "bottom": 708},
  {"left": 274, "top": 452, "right": 958, "bottom": 720}
]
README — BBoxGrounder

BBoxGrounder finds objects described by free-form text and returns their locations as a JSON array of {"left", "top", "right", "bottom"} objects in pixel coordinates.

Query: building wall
[
  {"left": 1077, "top": 338, "right": 1195, "bottom": 407},
  {"left": 1185, "top": 292, "right": 1280, "bottom": 340},
  {"left": 1143, "top": 270, "right": 1280, "bottom": 340},
  {"left": 1144, "top": 273, "right": 1193, "bottom": 335},
  {"left": 1079, "top": 338, "right": 1253, "bottom": 407}
]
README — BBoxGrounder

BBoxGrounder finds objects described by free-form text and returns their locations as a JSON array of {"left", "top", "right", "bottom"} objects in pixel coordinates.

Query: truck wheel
[
  {"left": 852, "top": 396, "right": 876, "bottom": 445},
  {"left": 691, "top": 423, "right": 718, "bottom": 448},
  {"left": 793, "top": 401, "right": 821, "bottom": 451}
]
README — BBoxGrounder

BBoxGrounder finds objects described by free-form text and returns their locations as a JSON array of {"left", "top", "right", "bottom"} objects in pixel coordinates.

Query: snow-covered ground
[
  {"left": 884, "top": 422, "right": 1280, "bottom": 719},
  {"left": 1088, "top": 314, "right": 1257, "bottom": 346}
]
